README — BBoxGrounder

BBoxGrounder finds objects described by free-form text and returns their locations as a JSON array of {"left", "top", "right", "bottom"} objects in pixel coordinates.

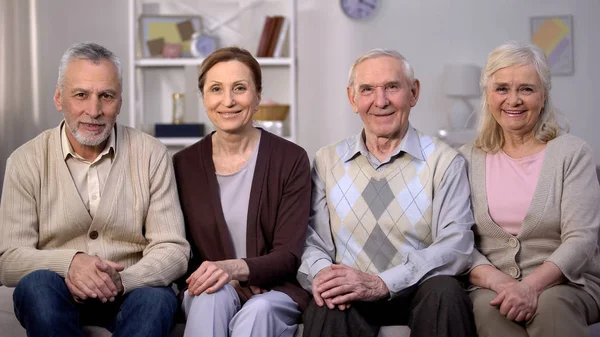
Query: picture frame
[
  {"left": 530, "top": 15, "right": 574, "bottom": 76},
  {"left": 139, "top": 15, "right": 202, "bottom": 58}
]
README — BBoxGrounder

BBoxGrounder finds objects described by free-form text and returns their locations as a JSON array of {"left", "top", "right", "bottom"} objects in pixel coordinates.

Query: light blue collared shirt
[
  {"left": 339, "top": 124, "right": 426, "bottom": 169},
  {"left": 297, "top": 125, "right": 474, "bottom": 298}
]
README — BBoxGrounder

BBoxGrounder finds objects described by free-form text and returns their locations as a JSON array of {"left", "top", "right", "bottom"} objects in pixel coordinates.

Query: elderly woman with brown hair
[
  {"left": 172, "top": 46, "right": 311, "bottom": 337},
  {"left": 461, "top": 41, "right": 600, "bottom": 337}
]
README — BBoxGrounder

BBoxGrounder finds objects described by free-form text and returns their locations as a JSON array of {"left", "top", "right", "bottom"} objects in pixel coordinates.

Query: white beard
[{"left": 66, "top": 118, "right": 115, "bottom": 146}]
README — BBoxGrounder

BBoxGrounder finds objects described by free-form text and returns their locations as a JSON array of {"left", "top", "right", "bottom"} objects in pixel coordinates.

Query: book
[
  {"left": 272, "top": 17, "right": 289, "bottom": 58},
  {"left": 265, "top": 16, "right": 284, "bottom": 57},
  {"left": 256, "top": 16, "right": 275, "bottom": 57}
]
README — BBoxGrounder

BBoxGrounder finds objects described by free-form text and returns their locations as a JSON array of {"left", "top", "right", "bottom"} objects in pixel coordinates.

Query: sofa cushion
[{"left": 4, "top": 285, "right": 599, "bottom": 337}]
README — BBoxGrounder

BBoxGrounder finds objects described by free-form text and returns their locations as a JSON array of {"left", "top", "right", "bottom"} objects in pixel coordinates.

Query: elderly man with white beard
[{"left": 0, "top": 42, "right": 189, "bottom": 337}]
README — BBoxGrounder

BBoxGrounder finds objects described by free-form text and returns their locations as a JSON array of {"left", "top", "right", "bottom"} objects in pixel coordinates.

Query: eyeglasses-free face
[
  {"left": 202, "top": 60, "right": 261, "bottom": 134},
  {"left": 357, "top": 83, "right": 402, "bottom": 96},
  {"left": 348, "top": 56, "right": 420, "bottom": 141},
  {"left": 487, "top": 63, "right": 545, "bottom": 140}
]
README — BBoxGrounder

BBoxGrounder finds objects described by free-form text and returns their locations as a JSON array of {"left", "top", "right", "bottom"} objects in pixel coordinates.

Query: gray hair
[
  {"left": 348, "top": 48, "right": 415, "bottom": 92},
  {"left": 57, "top": 42, "right": 122, "bottom": 91},
  {"left": 475, "top": 41, "right": 565, "bottom": 152}
]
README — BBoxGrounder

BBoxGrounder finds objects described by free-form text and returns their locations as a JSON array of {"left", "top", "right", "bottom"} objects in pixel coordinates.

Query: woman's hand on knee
[
  {"left": 186, "top": 260, "right": 249, "bottom": 296},
  {"left": 490, "top": 282, "right": 538, "bottom": 321},
  {"left": 186, "top": 261, "right": 232, "bottom": 295}
]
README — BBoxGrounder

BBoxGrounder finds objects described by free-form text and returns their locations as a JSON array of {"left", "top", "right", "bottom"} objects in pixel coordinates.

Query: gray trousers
[
  {"left": 471, "top": 285, "right": 600, "bottom": 337},
  {"left": 182, "top": 284, "right": 300, "bottom": 337}
]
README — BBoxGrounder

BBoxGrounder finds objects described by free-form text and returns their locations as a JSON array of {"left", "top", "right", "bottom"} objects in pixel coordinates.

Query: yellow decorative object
[
  {"left": 139, "top": 15, "right": 202, "bottom": 58},
  {"left": 254, "top": 104, "right": 289, "bottom": 121}
]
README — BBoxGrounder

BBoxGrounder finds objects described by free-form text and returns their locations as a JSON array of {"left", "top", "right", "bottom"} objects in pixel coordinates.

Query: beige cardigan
[
  {"left": 0, "top": 123, "right": 190, "bottom": 292},
  {"left": 461, "top": 133, "right": 600, "bottom": 308}
]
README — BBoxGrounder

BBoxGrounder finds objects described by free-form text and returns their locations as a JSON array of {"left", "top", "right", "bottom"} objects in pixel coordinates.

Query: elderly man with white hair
[
  {"left": 0, "top": 42, "right": 189, "bottom": 337},
  {"left": 297, "top": 49, "right": 477, "bottom": 337}
]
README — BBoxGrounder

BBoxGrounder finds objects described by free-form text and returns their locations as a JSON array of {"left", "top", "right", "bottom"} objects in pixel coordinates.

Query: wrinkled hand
[
  {"left": 314, "top": 264, "right": 388, "bottom": 308},
  {"left": 319, "top": 264, "right": 389, "bottom": 303},
  {"left": 311, "top": 266, "right": 351, "bottom": 311},
  {"left": 95, "top": 259, "right": 124, "bottom": 295},
  {"left": 490, "top": 281, "right": 540, "bottom": 322},
  {"left": 186, "top": 260, "right": 248, "bottom": 296},
  {"left": 487, "top": 271, "right": 519, "bottom": 295},
  {"left": 66, "top": 253, "right": 124, "bottom": 303}
]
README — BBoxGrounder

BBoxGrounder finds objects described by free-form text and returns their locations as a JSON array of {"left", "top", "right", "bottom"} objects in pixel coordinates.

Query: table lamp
[{"left": 443, "top": 64, "right": 481, "bottom": 130}]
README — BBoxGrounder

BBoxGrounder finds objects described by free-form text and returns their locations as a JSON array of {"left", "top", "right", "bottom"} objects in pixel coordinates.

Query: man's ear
[
  {"left": 409, "top": 79, "right": 421, "bottom": 107},
  {"left": 53, "top": 85, "right": 63, "bottom": 111},
  {"left": 347, "top": 86, "right": 359, "bottom": 113}
]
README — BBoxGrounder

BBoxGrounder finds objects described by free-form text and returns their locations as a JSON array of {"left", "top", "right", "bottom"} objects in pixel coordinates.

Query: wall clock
[{"left": 340, "top": 0, "right": 379, "bottom": 20}]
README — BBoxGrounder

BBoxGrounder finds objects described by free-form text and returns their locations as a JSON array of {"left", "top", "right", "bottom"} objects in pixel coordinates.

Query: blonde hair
[{"left": 475, "top": 41, "right": 564, "bottom": 152}]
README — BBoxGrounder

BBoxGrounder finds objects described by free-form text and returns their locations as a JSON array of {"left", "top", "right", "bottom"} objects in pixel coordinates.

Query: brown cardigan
[{"left": 172, "top": 130, "right": 311, "bottom": 310}]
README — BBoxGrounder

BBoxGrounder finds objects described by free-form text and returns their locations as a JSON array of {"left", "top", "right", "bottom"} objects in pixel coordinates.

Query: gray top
[{"left": 216, "top": 137, "right": 261, "bottom": 259}]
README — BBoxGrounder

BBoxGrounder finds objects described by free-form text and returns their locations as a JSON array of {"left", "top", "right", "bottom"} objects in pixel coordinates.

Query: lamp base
[
  {"left": 448, "top": 98, "right": 474, "bottom": 130},
  {"left": 438, "top": 128, "right": 477, "bottom": 148}
]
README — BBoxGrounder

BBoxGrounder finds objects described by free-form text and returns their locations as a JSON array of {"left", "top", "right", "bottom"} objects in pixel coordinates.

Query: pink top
[{"left": 486, "top": 148, "right": 546, "bottom": 235}]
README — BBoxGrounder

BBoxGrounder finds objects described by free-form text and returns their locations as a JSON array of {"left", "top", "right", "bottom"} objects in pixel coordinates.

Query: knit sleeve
[
  {"left": 119, "top": 147, "right": 190, "bottom": 292},
  {"left": 0, "top": 152, "right": 79, "bottom": 286},
  {"left": 546, "top": 141, "right": 600, "bottom": 284}
]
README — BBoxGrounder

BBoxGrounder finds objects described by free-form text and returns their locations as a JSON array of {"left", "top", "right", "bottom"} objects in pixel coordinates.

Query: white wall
[
  {"left": 31, "top": 0, "right": 600, "bottom": 163},
  {"left": 35, "top": 0, "right": 130, "bottom": 131},
  {"left": 296, "top": 0, "right": 600, "bottom": 163}
]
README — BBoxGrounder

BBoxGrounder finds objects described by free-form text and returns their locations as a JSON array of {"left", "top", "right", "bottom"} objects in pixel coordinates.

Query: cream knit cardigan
[
  {"left": 461, "top": 133, "right": 600, "bottom": 308},
  {"left": 0, "top": 123, "right": 190, "bottom": 292}
]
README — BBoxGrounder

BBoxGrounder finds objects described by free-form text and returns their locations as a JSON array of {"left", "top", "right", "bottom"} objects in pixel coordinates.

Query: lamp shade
[{"left": 443, "top": 64, "right": 481, "bottom": 97}]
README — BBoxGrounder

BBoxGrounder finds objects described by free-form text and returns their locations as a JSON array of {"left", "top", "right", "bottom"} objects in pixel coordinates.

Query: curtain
[{"left": 0, "top": 0, "right": 39, "bottom": 194}]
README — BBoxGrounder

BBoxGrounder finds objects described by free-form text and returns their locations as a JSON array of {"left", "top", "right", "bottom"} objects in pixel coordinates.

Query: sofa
[
  {"left": 0, "top": 285, "right": 409, "bottom": 337},
  {"left": 4, "top": 283, "right": 600, "bottom": 336}
]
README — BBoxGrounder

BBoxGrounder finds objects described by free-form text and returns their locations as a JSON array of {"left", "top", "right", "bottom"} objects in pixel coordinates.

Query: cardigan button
[
  {"left": 509, "top": 266, "right": 518, "bottom": 277},
  {"left": 89, "top": 231, "right": 99, "bottom": 240},
  {"left": 508, "top": 237, "right": 518, "bottom": 248}
]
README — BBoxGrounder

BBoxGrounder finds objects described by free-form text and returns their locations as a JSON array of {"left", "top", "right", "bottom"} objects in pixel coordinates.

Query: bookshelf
[{"left": 126, "top": 0, "right": 298, "bottom": 148}]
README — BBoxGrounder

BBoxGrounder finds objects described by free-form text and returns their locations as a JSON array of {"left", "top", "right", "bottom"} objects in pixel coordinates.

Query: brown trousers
[
  {"left": 302, "top": 275, "right": 477, "bottom": 337},
  {"left": 470, "top": 285, "right": 600, "bottom": 337}
]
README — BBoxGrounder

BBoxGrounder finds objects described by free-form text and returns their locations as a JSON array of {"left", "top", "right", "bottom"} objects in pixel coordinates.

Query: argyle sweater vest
[{"left": 314, "top": 132, "right": 458, "bottom": 274}]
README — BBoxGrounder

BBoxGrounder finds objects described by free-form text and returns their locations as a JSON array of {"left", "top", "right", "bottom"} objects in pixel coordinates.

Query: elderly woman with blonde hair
[{"left": 461, "top": 41, "right": 600, "bottom": 336}]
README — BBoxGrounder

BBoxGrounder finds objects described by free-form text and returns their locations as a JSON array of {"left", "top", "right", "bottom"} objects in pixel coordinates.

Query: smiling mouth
[
  {"left": 218, "top": 111, "right": 241, "bottom": 116},
  {"left": 503, "top": 110, "right": 526, "bottom": 116},
  {"left": 80, "top": 122, "right": 105, "bottom": 131},
  {"left": 371, "top": 111, "right": 395, "bottom": 117}
]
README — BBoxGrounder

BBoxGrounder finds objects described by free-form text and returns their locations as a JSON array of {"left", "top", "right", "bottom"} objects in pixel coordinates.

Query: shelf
[
  {"left": 127, "top": 0, "right": 298, "bottom": 145},
  {"left": 157, "top": 136, "right": 294, "bottom": 147},
  {"left": 135, "top": 57, "right": 293, "bottom": 68}
]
